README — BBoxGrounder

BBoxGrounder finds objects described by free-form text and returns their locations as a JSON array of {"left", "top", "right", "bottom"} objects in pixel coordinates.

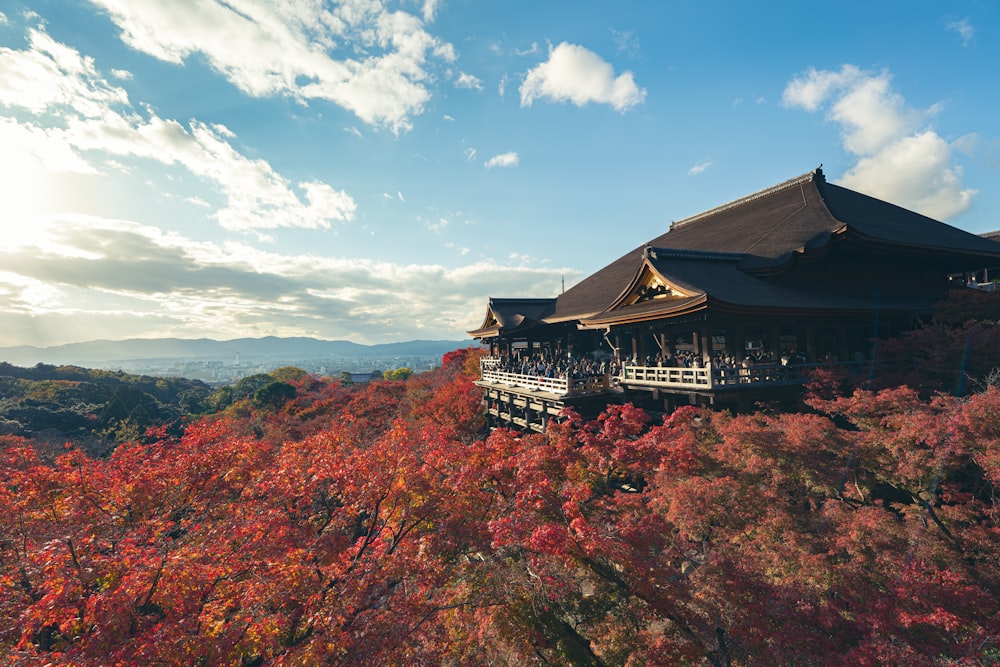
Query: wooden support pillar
[
  {"left": 769, "top": 323, "right": 781, "bottom": 361},
  {"left": 805, "top": 322, "right": 816, "bottom": 362},
  {"left": 700, "top": 322, "right": 712, "bottom": 364}
]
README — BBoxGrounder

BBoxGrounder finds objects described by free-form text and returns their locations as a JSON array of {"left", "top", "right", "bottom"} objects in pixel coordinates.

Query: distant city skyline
[{"left": 1, "top": 1, "right": 998, "bottom": 347}]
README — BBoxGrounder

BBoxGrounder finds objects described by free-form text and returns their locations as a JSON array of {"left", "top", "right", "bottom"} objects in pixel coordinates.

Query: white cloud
[
  {"left": 688, "top": 161, "right": 712, "bottom": 176},
  {"left": 454, "top": 71, "right": 483, "bottom": 90},
  {"left": 485, "top": 152, "right": 518, "bottom": 169},
  {"left": 0, "top": 24, "right": 356, "bottom": 232},
  {"left": 0, "top": 28, "right": 129, "bottom": 116},
  {"left": 838, "top": 132, "right": 975, "bottom": 221},
  {"left": 422, "top": 0, "right": 441, "bottom": 23},
  {"left": 465, "top": 147, "right": 477, "bottom": 162},
  {"left": 783, "top": 64, "right": 975, "bottom": 219},
  {"left": 947, "top": 18, "right": 974, "bottom": 46},
  {"left": 87, "top": 0, "right": 457, "bottom": 132},
  {"left": 520, "top": 42, "right": 646, "bottom": 112},
  {"left": 0, "top": 213, "right": 574, "bottom": 345}
]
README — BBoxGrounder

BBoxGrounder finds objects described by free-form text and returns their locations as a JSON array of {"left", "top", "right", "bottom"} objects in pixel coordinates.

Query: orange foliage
[{"left": 2, "top": 348, "right": 1000, "bottom": 665}]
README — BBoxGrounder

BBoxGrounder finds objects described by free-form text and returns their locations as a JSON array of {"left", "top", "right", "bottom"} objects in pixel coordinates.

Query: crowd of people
[
  {"left": 485, "top": 351, "right": 620, "bottom": 380},
  {"left": 485, "top": 348, "right": 823, "bottom": 382}
]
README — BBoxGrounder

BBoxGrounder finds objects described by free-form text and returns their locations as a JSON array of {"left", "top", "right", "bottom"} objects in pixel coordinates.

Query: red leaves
[{"left": 3, "top": 355, "right": 1000, "bottom": 665}]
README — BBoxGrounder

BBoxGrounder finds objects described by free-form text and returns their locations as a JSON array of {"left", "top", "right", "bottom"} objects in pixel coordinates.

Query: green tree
[
  {"left": 384, "top": 367, "right": 412, "bottom": 381},
  {"left": 232, "top": 374, "right": 273, "bottom": 400},
  {"left": 269, "top": 366, "right": 308, "bottom": 384},
  {"left": 252, "top": 381, "right": 297, "bottom": 410}
]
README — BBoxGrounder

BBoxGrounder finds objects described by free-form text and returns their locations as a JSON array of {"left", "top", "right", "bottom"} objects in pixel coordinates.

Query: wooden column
[{"left": 700, "top": 322, "right": 712, "bottom": 363}]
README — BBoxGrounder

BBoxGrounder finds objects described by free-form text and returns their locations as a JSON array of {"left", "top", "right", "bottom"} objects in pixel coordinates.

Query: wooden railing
[
  {"left": 480, "top": 355, "right": 504, "bottom": 369},
  {"left": 623, "top": 362, "right": 861, "bottom": 390},
  {"left": 478, "top": 368, "right": 610, "bottom": 396},
  {"left": 481, "top": 359, "right": 864, "bottom": 395},
  {"left": 622, "top": 365, "right": 711, "bottom": 387}
]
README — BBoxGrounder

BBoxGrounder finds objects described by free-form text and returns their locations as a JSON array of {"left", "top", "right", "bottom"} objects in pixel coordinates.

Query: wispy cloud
[
  {"left": 485, "top": 152, "right": 518, "bottom": 169},
  {"left": 783, "top": 64, "right": 975, "bottom": 220},
  {"left": 947, "top": 18, "right": 974, "bottom": 46},
  {"left": 422, "top": 0, "right": 441, "bottom": 23},
  {"left": 520, "top": 42, "right": 646, "bottom": 112},
  {"left": 454, "top": 71, "right": 483, "bottom": 90},
  {"left": 0, "top": 24, "right": 357, "bottom": 232},
  {"left": 0, "top": 213, "right": 575, "bottom": 345},
  {"left": 610, "top": 29, "right": 640, "bottom": 59},
  {"left": 688, "top": 161, "right": 712, "bottom": 176}
]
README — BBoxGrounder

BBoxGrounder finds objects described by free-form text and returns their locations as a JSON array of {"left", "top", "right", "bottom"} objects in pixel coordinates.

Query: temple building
[{"left": 469, "top": 167, "right": 1000, "bottom": 431}]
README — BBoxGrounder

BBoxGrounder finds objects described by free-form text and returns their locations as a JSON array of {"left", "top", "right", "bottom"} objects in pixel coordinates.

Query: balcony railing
[
  {"left": 622, "top": 363, "right": 815, "bottom": 389},
  {"left": 480, "top": 359, "right": 862, "bottom": 396},
  {"left": 478, "top": 368, "right": 610, "bottom": 396}
]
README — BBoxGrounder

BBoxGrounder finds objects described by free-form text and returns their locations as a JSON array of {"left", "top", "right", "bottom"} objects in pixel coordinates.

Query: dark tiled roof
[
  {"left": 819, "top": 180, "right": 1000, "bottom": 256},
  {"left": 467, "top": 297, "right": 556, "bottom": 337},
  {"left": 582, "top": 250, "right": 934, "bottom": 327},
  {"left": 549, "top": 168, "right": 1000, "bottom": 324}
]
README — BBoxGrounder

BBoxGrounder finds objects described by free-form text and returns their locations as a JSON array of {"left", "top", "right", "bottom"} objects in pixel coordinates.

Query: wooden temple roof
[
  {"left": 467, "top": 297, "right": 557, "bottom": 339},
  {"left": 470, "top": 167, "right": 1000, "bottom": 337}
]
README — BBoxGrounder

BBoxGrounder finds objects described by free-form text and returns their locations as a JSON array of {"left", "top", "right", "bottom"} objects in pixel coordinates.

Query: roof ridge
[
  {"left": 669, "top": 167, "right": 822, "bottom": 231},
  {"left": 645, "top": 246, "right": 744, "bottom": 262}
]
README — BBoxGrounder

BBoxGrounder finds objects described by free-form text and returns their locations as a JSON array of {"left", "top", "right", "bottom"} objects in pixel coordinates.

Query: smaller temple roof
[{"left": 467, "top": 297, "right": 557, "bottom": 339}]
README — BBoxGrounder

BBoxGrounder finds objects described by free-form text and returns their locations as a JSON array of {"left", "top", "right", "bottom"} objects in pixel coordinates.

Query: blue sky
[{"left": 1, "top": 1, "right": 998, "bottom": 347}]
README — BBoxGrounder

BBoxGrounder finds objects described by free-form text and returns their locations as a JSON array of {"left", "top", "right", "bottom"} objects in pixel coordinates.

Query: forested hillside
[
  {"left": 3, "top": 293, "right": 1000, "bottom": 665},
  {"left": 0, "top": 363, "right": 215, "bottom": 455}
]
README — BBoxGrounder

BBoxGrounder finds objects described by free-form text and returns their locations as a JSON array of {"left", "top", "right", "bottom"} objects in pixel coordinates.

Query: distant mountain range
[{"left": 0, "top": 337, "right": 472, "bottom": 367}]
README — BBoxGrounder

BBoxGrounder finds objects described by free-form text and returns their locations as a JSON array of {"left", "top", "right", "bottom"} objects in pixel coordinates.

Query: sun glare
[{"left": 0, "top": 150, "right": 51, "bottom": 249}]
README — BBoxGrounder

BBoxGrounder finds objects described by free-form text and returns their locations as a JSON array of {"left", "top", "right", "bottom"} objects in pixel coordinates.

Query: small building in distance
[{"left": 469, "top": 167, "right": 1000, "bottom": 431}]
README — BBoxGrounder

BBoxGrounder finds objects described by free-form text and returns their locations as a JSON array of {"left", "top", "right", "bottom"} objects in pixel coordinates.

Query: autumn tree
[{"left": 3, "top": 343, "right": 1000, "bottom": 665}]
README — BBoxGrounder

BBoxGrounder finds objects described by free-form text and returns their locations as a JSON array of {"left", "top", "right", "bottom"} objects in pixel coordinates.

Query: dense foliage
[
  {"left": 0, "top": 363, "right": 214, "bottom": 455},
  {"left": 2, "top": 300, "right": 1000, "bottom": 664}
]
